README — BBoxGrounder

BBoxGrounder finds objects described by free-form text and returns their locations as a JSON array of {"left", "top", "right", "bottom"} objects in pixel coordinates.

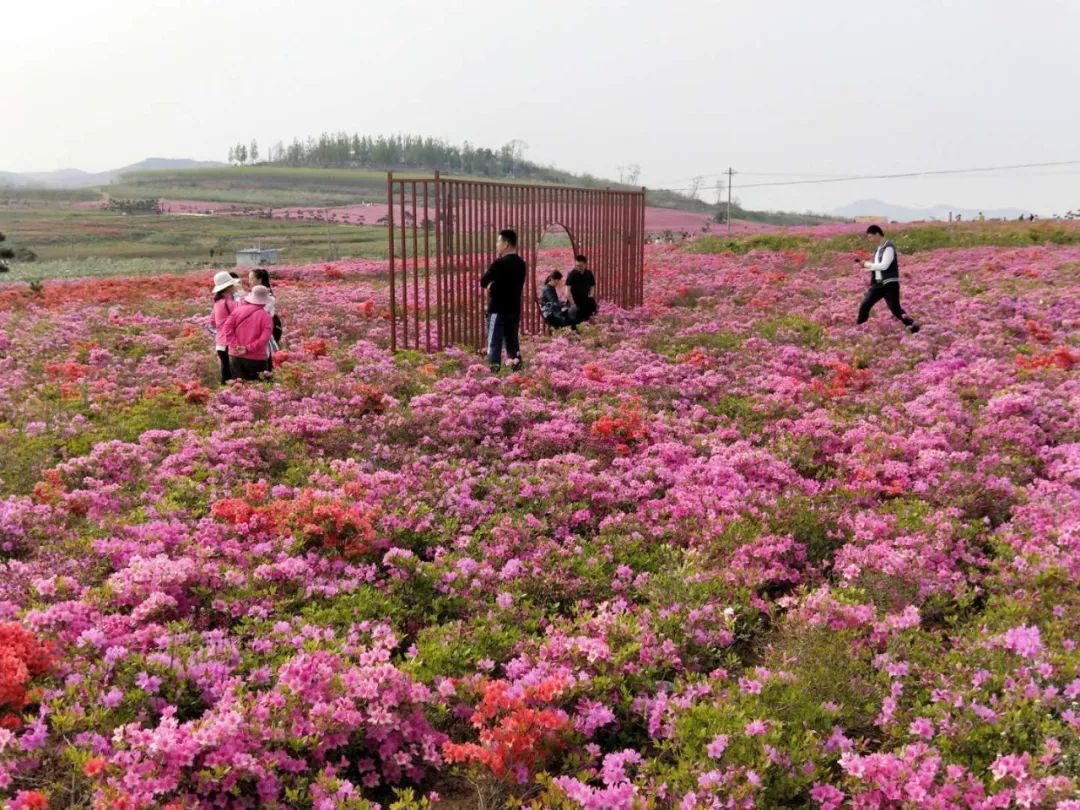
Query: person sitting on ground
[
  {"left": 540, "top": 271, "right": 577, "bottom": 330},
  {"left": 565, "top": 254, "right": 597, "bottom": 323},
  {"left": 210, "top": 271, "right": 243, "bottom": 384},
  {"left": 854, "top": 225, "right": 920, "bottom": 334},
  {"left": 219, "top": 285, "right": 275, "bottom": 381}
]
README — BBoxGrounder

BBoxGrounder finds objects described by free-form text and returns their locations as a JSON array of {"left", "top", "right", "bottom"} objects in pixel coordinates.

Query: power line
[
  {"left": 651, "top": 170, "right": 855, "bottom": 186},
  {"left": 739, "top": 159, "right": 1080, "bottom": 189},
  {"left": 649, "top": 159, "right": 1080, "bottom": 194}
]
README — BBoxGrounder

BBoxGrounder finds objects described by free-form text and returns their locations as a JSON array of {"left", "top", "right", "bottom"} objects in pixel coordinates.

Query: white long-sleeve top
[
  {"left": 863, "top": 244, "right": 895, "bottom": 282},
  {"left": 863, "top": 245, "right": 895, "bottom": 272}
]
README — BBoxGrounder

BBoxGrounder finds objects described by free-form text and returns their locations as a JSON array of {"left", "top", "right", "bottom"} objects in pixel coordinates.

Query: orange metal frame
[{"left": 387, "top": 172, "right": 645, "bottom": 352}]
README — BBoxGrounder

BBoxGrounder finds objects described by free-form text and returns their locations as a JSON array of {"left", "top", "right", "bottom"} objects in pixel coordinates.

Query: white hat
[
  {"left": 212, "top": 271, "right": 241, "bottom": 294},
  {"left": 246, "top": 285, "right": 272, "bottom": 305}
]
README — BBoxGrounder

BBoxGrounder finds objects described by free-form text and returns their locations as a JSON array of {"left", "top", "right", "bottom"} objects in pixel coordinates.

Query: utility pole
[{"left": 727, "top": 167, "right": 734, "bottom": 233}]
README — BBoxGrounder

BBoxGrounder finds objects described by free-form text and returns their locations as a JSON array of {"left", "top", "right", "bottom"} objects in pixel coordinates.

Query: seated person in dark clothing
[
  {"left": 540, "top": 272, "right": 577, "bottom": 329},
  {"left": 565, "top": 255, "right": 597, "bottom": 322}
]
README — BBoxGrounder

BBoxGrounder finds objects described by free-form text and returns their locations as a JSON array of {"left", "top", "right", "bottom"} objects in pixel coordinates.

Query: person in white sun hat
[
  {"left": 219, "top": 285, "right": 275, "bottom": 381},
  {"left": 210, "top": 271, "right": 243, "bottom": 384}
]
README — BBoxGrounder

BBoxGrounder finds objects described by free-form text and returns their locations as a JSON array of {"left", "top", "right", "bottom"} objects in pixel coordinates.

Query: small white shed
[{"left": 235, "top": 248, "right": 278, "bottom": 267}]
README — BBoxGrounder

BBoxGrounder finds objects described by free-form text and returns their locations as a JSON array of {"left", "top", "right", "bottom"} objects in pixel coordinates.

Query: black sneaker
[{"left": 908, "top": 323, "right": 921, "bottom": 334}]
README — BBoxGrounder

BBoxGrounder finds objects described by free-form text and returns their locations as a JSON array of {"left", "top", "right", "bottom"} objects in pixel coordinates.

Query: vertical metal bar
[
  {"left": 449, "top": 182, "right": 458, "bottom": 348},
  {"left": 444, "top": 183, "right": 452, "bottom": 348},
  {"left": 492, "top": 183, "right": 500, "bottom": 345},
  {"left": 468, "top": 182, "right": 477, "bottom": 351},
  {"left": 399, "top": 181, "right": 409, "bottom": 348},
  {"left": 626, "top": 193, "right": 634, "bottom": 307},
  {"left": 529, "top": 184, "right": 535, "bottom": 335},
  {"left": 638, "top": 188, "right": 646, "bottom": 307},
  {"left": 613, "top": 191, "right": 621, "bottom": 305},
  {"left": 609, "top": 190, "right": 617, "bottom": 305},
  {"left": 629, "top": 191, "right": 635, "bottom": 307},
  {"left": 619, "top": 192, "right": 627, "bottom": 308},
  {"left": 581, "top": 188, "right": 590, "bottom": 299},
  {"left": 534, "top": 184, "right": 542, "bottom": 335},
  {"left": 592, "top": 188, "right": 600, "bottom": 302},
  {"left": 498, "top": 183, "right": 506, "bottom": 342},
  {"left": 611, "top": 191, "right": 619, "bottom": 307},
  {"left": 487, "top": 182, "right": 496, "bottom": 347},
  {"left": 434, "top": 173, "right": 442, "bottom": 350},
  {"left": 599, "top": 190, "right": 608, "bottom": 304},
  {"left": 599, "top": 190, "right": 607, "bottom": 304},
  {"left": 462, "top": 181, "right": 470, "bottom": 352},
  {"left": 412, "top": 181, "right": 420, "bottom": 347},
  {"left": 479, "top": 182, "right": 486, "bottom": 352},
  {"left": 388, "top": 172, "right": 396, "bottom": 352},
  {"left": 577, "top": 187, "right": 585, "bottom": 258},
  {"left": 423, "top": 179, "right": 432, "bottom": 352},
  {"left": 487, "top": 184, "right": 496, "bottom": 351},
  {"left": 470, "top": 182, "right": 478, "bottom": 352},
  {"left": 625, "top": 193, "right": 632, "bottom": 307},
  {"left": 455, "top": 181, "right": 464, "bottom": 350}
]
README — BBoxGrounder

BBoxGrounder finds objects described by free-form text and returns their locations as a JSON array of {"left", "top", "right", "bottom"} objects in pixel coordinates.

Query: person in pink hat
[{"left": 218, "top": 285, "right": 275, "bottom": 380}]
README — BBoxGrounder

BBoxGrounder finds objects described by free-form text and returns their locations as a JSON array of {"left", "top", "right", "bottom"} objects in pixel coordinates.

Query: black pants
[
  {"left": 217, "top": 350, "right": 233, "bottom": 384},
  {"left": 544, "top": 312, "right": 578, "bottom": 331},
  {"left": 230, "top": 355, "right": 271, "bottom": 381},
  {"left": 573, "top": 297, "right": 597, "bottom": 322},
  {"left": 486, "top": 313, "right": 521, "bottom": 370},
  {"left": 857, "top": 283, "right": 915, "bottom": 327}
]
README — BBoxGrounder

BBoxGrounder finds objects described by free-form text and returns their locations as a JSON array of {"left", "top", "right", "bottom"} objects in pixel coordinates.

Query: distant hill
[
  {"left": 0, "top": 158, "right": 226, "bottom": 188},
  {"left": 833, "top": 198, "right": 1030, "bottom": 223}
]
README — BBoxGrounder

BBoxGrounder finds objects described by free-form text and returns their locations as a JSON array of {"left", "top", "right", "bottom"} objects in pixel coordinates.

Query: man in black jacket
[
  {"left": 480, "top": 229, "right": 528, "bottom": 371},
  {"left": 565, "top": 254, "right": 597, "bottom": 322},
  {"left": 855, "top": 225, "right": 920, "bottom": 333}
]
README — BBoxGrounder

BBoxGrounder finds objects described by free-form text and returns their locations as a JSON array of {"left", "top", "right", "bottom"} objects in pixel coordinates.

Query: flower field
[{"left": 0, "top": 235, "right": 1078, "bottom": 809}]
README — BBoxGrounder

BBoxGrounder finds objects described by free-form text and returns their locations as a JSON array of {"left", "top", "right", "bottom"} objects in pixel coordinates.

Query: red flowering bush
[
  {"left": 8, "top": 790, "right": 48, "bottom": 810},
  {"left": 444, "top": 677, "right": 571, "bottom": 804},
  {"left": 271, "top": 489, "right": 379, "bottom": 557},
  {"left": 591, "top": 401, "right": 649, "bottom": 452},
  {"left": 299, "top": 337, "right": 329, "bottom": 356},
  {"left": 812, "top": 358, "right": 873, "bottom": 398},
  {"left": 212, "top": 488, "right": 379, "bottom": 558},
  {"left": 1016, "top": 344, "right": 1077, "bottom": 370},
  {"left": 347, "top": 383, "right": 387, "bottom": 416},
  {"left": 43, "top": 361, "right": 91, "bottom": 382},
  {"left": 1025, "top": 318, "right": 1052, "bottom": 343},
  {"left": 0, "top": 623, "right": 52, "bottom": 730},
  {"left": 175, "top": 380, "right": 210, "bottom": 404}
]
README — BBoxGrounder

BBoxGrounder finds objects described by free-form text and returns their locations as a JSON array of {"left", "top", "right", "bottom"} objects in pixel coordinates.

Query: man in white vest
[{"left": 855, "top": 225, "right": 920, "bottom": 333}]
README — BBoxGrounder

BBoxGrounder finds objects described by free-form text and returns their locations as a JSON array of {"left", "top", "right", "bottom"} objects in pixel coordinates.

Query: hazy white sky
[{"left": 5, "top": 0, "right": 1080, "bottom": 214}]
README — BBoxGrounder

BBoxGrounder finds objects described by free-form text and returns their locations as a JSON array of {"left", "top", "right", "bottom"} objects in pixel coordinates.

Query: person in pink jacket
[
  {"left": 210, "top": 271, "right": 243, "bottom": 384},
  {"left": 219, "top": 285, "right": 275, "bottom": 380}
]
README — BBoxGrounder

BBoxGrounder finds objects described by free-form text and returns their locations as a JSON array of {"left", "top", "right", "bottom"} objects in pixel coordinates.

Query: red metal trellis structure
[{"left": 387, "top": 172, "right": 645, "bottom": 352}]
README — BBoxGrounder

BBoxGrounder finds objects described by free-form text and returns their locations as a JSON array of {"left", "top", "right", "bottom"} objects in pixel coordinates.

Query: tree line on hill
[
  {"left": 230, "top": 133, "right": 548, "bottom": 180},
  {"left": 221, "top": 133, "right": 843, "bottom": 225}
]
